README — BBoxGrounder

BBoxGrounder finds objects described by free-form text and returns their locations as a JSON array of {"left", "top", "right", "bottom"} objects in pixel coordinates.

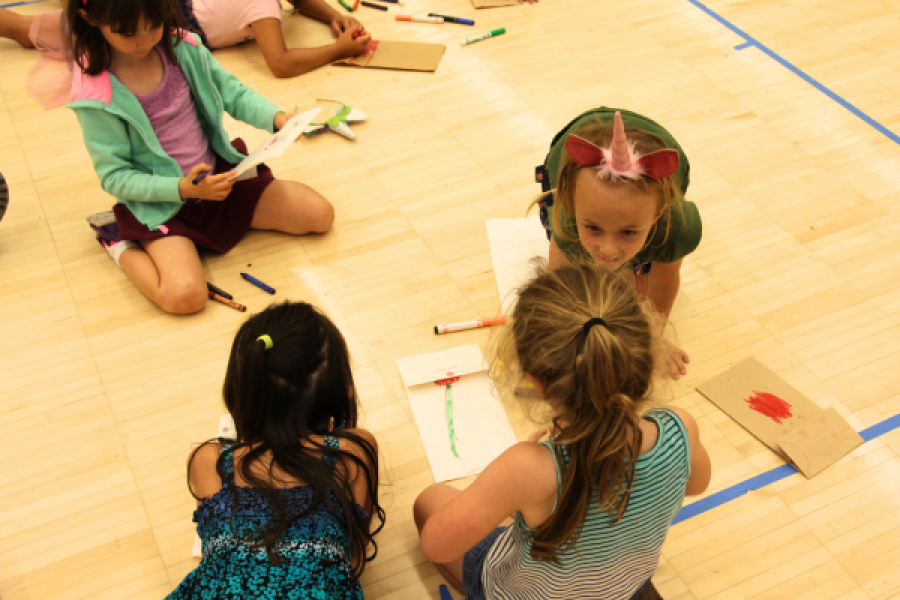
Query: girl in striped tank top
[{"left": 414, "top": 263, "right": 711, "bottom": 600}]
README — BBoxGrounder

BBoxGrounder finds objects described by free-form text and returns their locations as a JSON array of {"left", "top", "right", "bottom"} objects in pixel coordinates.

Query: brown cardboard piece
[
  {"left": 473, "top": 0, "right": 517, "bottom": 7},
  {"left": 697, "top": 357, "right": 863, "bottom": 478},
  {"left": 333, "top": 40, "right": 445, "bottom": 72}
]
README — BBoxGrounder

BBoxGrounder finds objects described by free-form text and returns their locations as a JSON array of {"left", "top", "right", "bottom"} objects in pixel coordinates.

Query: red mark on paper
[{"left": 744, "top": 391, "right": 793, "bottom": 423}]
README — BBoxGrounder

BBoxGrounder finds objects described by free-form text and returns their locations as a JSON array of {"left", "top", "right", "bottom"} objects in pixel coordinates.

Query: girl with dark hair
[
  {"left": 170, "top": 301, "right": 384, "bottom": 599},
  {"left": 63, "top": 0, "right": 335, "bottom": 315},
  {"left": 414, "top": 263, "right": 711, "bottom": 600},
  {"left": 1, "top": 0, "right": 370, "bottom": 78}
]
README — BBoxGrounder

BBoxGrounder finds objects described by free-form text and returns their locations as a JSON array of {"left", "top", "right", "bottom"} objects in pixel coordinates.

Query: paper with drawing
[
  {"left": 397, "top": 345, "right": 518, "bottom": 482},
  {"left": 228, "top": 108, "right": 321, "bottom": 180},
  {"left": 486, "top": 216, "right": 549, "bottom": 314}
]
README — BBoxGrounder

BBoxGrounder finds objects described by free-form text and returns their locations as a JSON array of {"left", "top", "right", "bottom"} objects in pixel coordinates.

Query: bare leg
[
  {"left": 118, "top": 236, "right": 208, "bottom": 314},
  {"left": 0, "top": 8, "right": 35, "bottom": 48},
  {"left": 250, "top": 180, "right": 334, "bottom": 234},
  {"left": 413, "top": 484, "right": 467, "bottom": 592},
  {"left": 413, "top": 483, "right": 515, "bottom": 593}
]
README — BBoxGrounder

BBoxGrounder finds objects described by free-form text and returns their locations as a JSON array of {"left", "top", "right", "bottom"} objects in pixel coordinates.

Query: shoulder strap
[
  {"left": 215, "top": 443, "right": 237, "bottom": 485},
  {"left": 538, "top": 440, "right": 566, "bottom": 512},
  {"left": 322, "top": 434, "right": 340, "bottom": 468}
]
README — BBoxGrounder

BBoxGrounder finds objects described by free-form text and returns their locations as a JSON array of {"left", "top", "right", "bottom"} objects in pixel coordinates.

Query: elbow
[
  {"left": 420, "top": 531, "right": 452, "bottom": 564},
  {"left": 269, "top": 62, "right": 292, "bottom": 79}
]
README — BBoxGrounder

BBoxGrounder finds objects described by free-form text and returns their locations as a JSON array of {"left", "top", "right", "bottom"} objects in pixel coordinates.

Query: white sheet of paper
[
  {"left": 191, "top": 414, "right": 237, "bottom": 558},
  {"left": 486, "top": 216, "right": 550, "bottom": 314},
  {"left": 228, "top": 108, "right": 321, "bottom": 180},
  {"left": 397, "top": 345, "right": 518, "bottom": 482}
]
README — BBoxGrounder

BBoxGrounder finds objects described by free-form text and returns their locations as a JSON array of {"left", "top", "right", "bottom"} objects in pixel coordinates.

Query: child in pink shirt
[{"left": 0, "top": 0, "right": 370, "bottom": 78}]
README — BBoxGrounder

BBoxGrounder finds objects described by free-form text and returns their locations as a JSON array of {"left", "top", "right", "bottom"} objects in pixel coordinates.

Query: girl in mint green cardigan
[{"left": 67, "top": 0, "right": 334, "bottom": 314}]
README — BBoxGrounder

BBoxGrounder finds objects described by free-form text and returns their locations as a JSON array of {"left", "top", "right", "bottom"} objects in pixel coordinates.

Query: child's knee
[
  {"left": 160, "top": 279, "right": 207, "bottom": 314},
  {"left": 311, "top": 197, "right": 335, "bottom": 233}
]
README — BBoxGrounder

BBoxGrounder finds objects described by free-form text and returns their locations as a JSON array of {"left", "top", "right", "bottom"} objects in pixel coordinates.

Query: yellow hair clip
[{"left": 257, "top": 334, "right": 273, "bottom": 350}]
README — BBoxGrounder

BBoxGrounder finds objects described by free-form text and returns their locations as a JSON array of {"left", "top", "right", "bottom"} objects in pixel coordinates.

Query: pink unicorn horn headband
[{"left": 565, "top": 111, "right": 679, "bottom": 181}]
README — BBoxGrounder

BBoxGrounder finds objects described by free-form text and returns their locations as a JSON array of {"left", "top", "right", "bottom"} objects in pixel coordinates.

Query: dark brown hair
[
  {"left": 492, "top": 263, "right": 658, "bottom": 562},
  {"left": 67, "top": 0, "right": 188, "bottom": 75},
  {"left": 188, "top": 301, "right": 385, "bottom": 581}
]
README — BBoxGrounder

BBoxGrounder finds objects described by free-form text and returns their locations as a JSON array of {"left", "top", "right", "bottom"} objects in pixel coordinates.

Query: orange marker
[
  {"left": 396, "top": 15, "right": 443, "bottom": 23},
  {"left": 353, "top": 0, "right": 360, "bottom": 9},
  {"left": 434, "top": 316, "right": 506, "bottom": 334}
]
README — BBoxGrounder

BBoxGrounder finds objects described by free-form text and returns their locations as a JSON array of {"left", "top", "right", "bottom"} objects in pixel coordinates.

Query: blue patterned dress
[{"left": 168, "top": 436, "right": 368, "bottom": 599}]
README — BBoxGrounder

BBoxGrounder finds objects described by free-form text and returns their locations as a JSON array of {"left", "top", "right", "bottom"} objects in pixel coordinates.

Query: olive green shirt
[{"left": 544, "top": 108, "right": 701, "bottom": 266}]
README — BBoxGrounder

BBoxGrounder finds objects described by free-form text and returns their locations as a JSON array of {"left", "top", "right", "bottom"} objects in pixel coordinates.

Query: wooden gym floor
[{"left": 1, "top": 0, "right": 900, "bottom": 598}]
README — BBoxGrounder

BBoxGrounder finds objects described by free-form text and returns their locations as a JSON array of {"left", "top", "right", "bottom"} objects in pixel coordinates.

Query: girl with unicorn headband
[{"left": 534, "top": 108, "right": 702, "bottom": 379}]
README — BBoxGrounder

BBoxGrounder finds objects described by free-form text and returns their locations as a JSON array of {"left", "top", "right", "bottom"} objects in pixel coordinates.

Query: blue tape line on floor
[
  {"left": 734, "top": 41, "right": 753, "bottom": 50},
  {"left": 0, "top": 0, "right": 46, "bottom": 7},
  {"left": 673, "top": 411, "right": 900, "bottom": 525},
  {"left": 686, "top": 0, "right": 900, "bottom": 146}
]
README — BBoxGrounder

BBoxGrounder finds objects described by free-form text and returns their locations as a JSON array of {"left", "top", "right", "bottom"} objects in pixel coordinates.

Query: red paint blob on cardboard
[{"left": 745, "top": 391, "right": 793, "bottom": 424}]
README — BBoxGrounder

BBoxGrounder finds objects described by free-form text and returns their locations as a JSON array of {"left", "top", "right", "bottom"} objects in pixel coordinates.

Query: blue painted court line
[
  {"left": 686, "top": 0, "right": 900, "bottom": 147},
  {"left": 0, "top": 0, "right": 46, "bottom": 7},
  {"left": 673, "top": 410, "right": 900, "bottom": 525},
  {"left": 734, "top": 41, "right": 753, "bottom": 50}
]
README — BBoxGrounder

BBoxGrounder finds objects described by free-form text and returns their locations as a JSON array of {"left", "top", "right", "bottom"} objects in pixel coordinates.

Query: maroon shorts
[{"left": 114, "top": 139, "right": 275, "bottom": 253}]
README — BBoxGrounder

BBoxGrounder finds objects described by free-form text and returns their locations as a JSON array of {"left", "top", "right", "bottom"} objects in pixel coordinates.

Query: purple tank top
[{"left": 132, "top": 46, "right": 217, "bottom": 176}]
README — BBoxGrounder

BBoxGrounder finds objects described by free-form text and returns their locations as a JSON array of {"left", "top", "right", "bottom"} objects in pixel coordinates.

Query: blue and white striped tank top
[{"left": 481, "top": 408, "right": 691, "bottom": 600}]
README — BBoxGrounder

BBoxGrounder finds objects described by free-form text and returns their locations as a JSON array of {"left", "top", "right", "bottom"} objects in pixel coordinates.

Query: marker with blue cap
[{"left": 427, "top": 13, "right": 475, "bottom": 25}]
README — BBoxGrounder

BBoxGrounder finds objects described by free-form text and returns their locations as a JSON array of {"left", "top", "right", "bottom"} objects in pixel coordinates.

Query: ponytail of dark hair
[{"left": 189, "top": 301, "right": 384, "bottom": 580}]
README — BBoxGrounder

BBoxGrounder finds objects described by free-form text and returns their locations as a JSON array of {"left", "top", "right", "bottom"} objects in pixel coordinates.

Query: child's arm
[
  {"left": 249, "top": 17, "right": 370, "bottom": 79},
  {"left": 188, "top": 441, "right": 224, "bottom": 502},
  {"left": 645, "top": 258, "right": 682, "bottom": 319},
  {"left": 335, "top": 428, "right": 379, "bottom": 520},
  {"left": 664, "top": 406, "right": 711, "bottom": 496},
  {"left": 292, "top": 0, "right": 356, "bottom": 35},
  {"left": 420, "top": 442, "right": 558, "bottom": 563},
  {"left": 643, "top": 259, "right": 690, "bottom": 379},
  {"left": 73, "top": 108, "right": 184, "bottom": 203}
]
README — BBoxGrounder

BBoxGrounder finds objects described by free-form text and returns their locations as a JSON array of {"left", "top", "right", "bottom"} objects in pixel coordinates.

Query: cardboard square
[
  {"left": 776, "top": 407, "right": 863, "bottom": 478},
  {"left": 334, "top": 40, "right": 446, "bottom": 72},
  {"left": 697, "top": 357, "right": 863, "bottom": 478},
  {"left": 697, "top": 357, "right": 821, "bottom": 453},
  {"left": 473, "top": 0, "right": 517, "bottom": 7}
]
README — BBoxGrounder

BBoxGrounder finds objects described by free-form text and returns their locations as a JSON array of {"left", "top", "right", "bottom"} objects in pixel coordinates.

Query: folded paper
[
  {"left": 486, "top": 216, "right": 549, "bottom": 314},
  {"left": 697, "top": 357, "right": 862, "bottom": 478},
  {"left": 397, "top": 344, "right": 518, "bottom": 482}
]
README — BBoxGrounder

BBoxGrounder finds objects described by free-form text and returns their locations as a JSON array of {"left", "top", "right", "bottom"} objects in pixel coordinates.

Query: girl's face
[
  {"left": 98, "top": 17, "right": 163, "bottom": 60},
  {"left": 573, "top": 170, "right": 662, "bottom": 270}
]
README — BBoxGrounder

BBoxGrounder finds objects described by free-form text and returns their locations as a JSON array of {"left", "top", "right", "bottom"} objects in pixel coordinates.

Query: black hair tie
[{"left": 583, "top": 317, "right": 608, "bottom": 335}]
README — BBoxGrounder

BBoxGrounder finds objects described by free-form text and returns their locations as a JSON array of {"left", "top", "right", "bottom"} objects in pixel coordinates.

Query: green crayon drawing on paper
[{"left": 436, "top": 376, "right": 461, "bottom": 458}]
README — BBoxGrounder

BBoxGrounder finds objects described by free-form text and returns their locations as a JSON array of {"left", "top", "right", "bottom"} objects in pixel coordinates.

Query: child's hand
[
  {"left": 336, "top": 24, "right": 371, "bottom": 57},
  {"left": 274, "top": 110, "right": 294, "bottom": 131},
  {"left": 181, "top": 164, "right": 237, "bottom": 201},
  {"left": 330, "top": 15, "right": 362, "bottom": 37},
  {"left": 662, "top": 339, "right": 690, "bottom": 380}
]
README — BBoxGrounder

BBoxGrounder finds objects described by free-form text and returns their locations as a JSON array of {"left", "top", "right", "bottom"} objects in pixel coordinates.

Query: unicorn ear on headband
[{"left": 565, "top": 111, "right": 679, "bottom": 181}]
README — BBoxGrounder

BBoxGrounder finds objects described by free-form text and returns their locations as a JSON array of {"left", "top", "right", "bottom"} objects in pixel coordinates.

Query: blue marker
[
  {"left": 428, "top": 13, "right": 475, "bottom": 25},
  {"left": 241, "top": 272, "right": 276, "bottom": 294}
]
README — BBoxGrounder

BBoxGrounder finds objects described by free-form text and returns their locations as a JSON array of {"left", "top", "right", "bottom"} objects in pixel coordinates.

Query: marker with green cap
[{"left": 460, "top": 27, "right": 506, "bottom": 46}]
